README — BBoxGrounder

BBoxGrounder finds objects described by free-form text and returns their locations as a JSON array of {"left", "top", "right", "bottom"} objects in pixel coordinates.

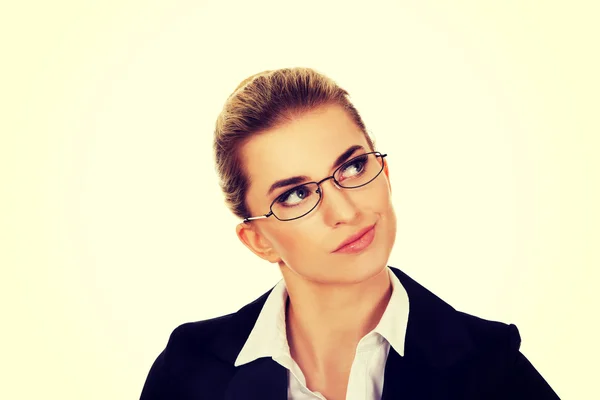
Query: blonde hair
[{"left": 213, "top": 67, "right": 375, "bottom": 219}]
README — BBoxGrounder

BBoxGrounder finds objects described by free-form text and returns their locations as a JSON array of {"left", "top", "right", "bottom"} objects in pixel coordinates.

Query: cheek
[
  {"left": 357, "top": 178, "right": 393, "bottom": 211},
  {"left": 365, "top": 180, "right": 397, "bottom": 236},
  {"left": 267, "top": 224, "right": 323, "bottom": 260}
]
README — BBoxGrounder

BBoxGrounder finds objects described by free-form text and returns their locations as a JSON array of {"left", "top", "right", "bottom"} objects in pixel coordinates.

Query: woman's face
[{"left": 237, "top": 103, "right": 397, "bottom": 285}]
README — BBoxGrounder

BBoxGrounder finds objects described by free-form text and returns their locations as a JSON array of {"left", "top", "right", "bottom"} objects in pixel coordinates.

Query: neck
[{"left": 281, "top": 266, "right": 392, "bottom": 371}]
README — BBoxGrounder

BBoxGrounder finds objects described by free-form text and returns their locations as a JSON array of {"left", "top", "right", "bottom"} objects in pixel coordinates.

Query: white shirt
[{"left": 235, "top": 267, "right": 410, "bottom": 400}]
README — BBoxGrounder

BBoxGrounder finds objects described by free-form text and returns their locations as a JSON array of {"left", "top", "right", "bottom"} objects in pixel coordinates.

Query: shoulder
[
  {"left": 391, "top": 266, "right": 519, "bottom": 342},
  {"left": 389, "top": 266, "right": 521, "bottom": 364},
  {"left": 161, "top": 314, "right": 240, "bottom": 374},
  {"left": 164, "top": 286, "right": 272, "bottom": 363},
  {"left": 140, "top": 315, "right": 238, "bottom": 399},
  {"left": 457, "top": 311, "right": 521, "bottom": 352},
  {"left": 140, "top": 290, "right": 273, "bottom": 399},
  {"left": 453, "top": 313, "right": 558, "bottom": 398},
  {"left": 166, "top": 313, "right": 237, "bottom": 356}
]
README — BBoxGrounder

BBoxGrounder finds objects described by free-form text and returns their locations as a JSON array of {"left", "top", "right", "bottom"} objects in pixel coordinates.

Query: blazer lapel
[
  {"left": 382, "top": 268, "right": 477, "bottom": 399},
  {"left": 382, "top": 346, "right": 461, "bottom": 399},
  {"left": 210, "top": 267, "right": 475, "bottom": 399},
  {"left": 224, "top": 357, "right": 288, "bottom": 400},
  {"left": 206, "top": 287, "right": 289, "bottom": 399}
]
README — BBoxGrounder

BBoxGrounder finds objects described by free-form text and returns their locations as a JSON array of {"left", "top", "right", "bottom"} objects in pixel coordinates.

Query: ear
[{"left": 236, "top": 222, "right": 282, "bottom": 264}]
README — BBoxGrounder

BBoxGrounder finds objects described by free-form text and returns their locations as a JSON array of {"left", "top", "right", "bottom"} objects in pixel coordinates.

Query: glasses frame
[{"left": 243, "top": 151, "right": 388, "bottom": 223}]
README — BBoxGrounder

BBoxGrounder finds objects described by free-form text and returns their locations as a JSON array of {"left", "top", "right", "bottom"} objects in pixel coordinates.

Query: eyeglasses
[{"left": 243, "top": 151, "right": 388, "bottom": 222}]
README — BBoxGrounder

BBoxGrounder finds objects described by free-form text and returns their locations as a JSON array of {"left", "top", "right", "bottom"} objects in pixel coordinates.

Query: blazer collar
[
  {"left": 381, "top": 269, "right": 476, "bottom": 399},
  {"left": 209, "top": 267, "right": 475, "bottom": 399},
  {"left": 395, "top": 268, "right": 475, "bottom": 368},
  {"left": 235, "top": 267, "right": 410, "bottom": 368}
]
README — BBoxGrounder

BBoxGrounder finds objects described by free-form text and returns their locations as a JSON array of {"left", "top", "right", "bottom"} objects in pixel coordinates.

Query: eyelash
[
  {"left": 276, "top": 185, "right": 311, "bottom": 205},
  {"left": 273, "top": 155, "right": 368, "bottom": 203}
]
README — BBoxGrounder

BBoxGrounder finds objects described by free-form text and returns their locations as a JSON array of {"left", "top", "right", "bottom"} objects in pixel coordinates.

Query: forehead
[{"left": 241, "top": 104, "right": 370, "bottom": 196}]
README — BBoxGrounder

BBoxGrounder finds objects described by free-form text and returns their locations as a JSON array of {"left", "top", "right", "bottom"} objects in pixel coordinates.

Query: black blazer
[{"left": 140, "top": 267, "right": 559, "bottom": 399}]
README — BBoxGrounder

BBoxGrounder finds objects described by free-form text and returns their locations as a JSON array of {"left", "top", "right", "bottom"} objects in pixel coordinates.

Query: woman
[{"left": 140, "top": 68, "right": 558, "bottom": 399}]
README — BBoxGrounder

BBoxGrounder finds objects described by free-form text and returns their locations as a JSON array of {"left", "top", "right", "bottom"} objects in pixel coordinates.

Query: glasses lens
[
  {"left": 271, "top": 182, "right": 321, "bottom": 221},
  {"left": 334, "top": 153, "right": 384, "bottom": 188}
]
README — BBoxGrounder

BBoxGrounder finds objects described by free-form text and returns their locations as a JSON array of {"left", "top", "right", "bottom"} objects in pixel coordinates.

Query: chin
[{"left": 338, "top": 237, "right": 393, "bottom": 284}]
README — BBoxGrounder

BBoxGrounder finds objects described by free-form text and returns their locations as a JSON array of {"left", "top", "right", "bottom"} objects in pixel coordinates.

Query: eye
[
  {"left": 275, "top": 185, "right": 314, "bottom": 207},
  {"left": 339, "top": 155, "right": 368, "bottom": 180}
]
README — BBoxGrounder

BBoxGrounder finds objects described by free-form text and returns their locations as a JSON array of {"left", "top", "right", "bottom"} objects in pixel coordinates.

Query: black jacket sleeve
[
  {"left": 502, "top": 324, "right": 560, "bottom": 399},
  {"left": 140, "top": 350, "right": 176, "bottom": 400}
]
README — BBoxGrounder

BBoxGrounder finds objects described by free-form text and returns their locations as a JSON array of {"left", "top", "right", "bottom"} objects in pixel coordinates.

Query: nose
[{"left": 318, "top": 178, "right": 361, "bottom": 226}]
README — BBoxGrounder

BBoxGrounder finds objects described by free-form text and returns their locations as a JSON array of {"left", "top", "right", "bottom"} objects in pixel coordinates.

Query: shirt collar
[
  {"left": 372, "top": 266, "right": 410, "bottom": 356},
  {"left": 234, "top": 277, "right": 290, "bottom": 366},
  {"left": 234, "top": 266, "right": 410, "bottom": 367}
]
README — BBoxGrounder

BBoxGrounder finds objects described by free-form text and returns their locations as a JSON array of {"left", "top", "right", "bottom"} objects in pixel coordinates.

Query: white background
[{"left": 1, "top": 1, "right": 598, "bottom": 398}]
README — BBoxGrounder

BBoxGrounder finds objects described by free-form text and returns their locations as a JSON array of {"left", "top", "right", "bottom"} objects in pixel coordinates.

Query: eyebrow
[{"left": 266, "top": 144, "right": 365, "bottom": 196}]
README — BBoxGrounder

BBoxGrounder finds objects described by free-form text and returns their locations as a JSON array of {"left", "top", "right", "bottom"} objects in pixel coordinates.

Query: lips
[{"left": 333, "top": 224, "right": 376, "bottom": 252}]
